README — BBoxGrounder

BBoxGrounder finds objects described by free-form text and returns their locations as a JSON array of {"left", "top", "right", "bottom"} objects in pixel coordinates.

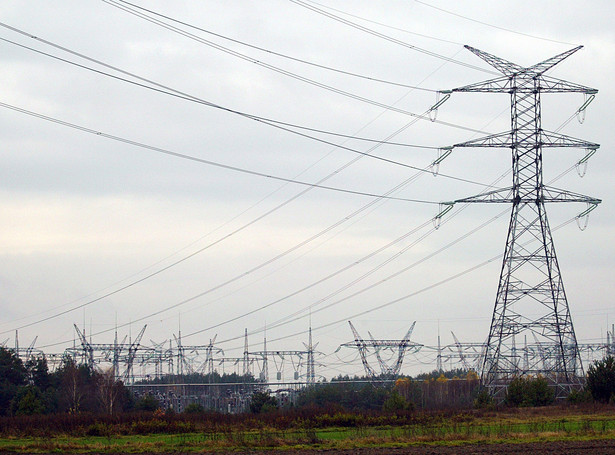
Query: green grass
[{"left": 2, "top": 410, "right": 615, "bottom": 453}]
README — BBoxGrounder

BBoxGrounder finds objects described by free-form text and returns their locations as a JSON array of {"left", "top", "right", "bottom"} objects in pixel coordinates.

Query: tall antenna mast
[
  {"left": 262, "top": 324, "right": 268, "bottom": 383},
  {"left": 306, "top": 323, "right": 315, "bottom": 385},
  {"left": 243, "top": 328, "right": 250, "bottom": 377},
  {"left": 449, "top": 45, "right": 600, "bottom": 399}
]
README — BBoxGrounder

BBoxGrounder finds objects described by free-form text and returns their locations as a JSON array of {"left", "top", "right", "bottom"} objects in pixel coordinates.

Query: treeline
[
  {"left": 295, "top": 371, "right": 480, "bottom": 412},
  {"left": 0, "top": 347, "right": 133, "bottom": 416},
  {"left": 3, "top": 345, "right": 615, "bottom": 418}
]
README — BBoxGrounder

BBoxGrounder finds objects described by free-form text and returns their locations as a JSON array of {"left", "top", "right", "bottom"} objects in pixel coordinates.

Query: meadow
[{"left": 0, "top": 404, "right": 614, "bottom": 453}]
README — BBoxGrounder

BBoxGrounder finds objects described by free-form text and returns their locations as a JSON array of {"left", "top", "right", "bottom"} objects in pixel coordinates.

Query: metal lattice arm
[
  {"left": 539, "top": 131, "right": 599, "bottom": 149},
  {"left": 464, "top": 45, "right": 524, "bottom": 75},
  {"left": 453, "top": 130, "right": 599, "bottom": 149},
  {"left": 453, "top": 75, "right": 513, "bottom": 93},
  {"left": 538, "top": 76, "right": 598, "bottom": 94},
  {"left": 452, "top": 187, "right": 600, "bottom": 205},
  {"left": 454, "top": 132, "right": 513, "bottom": 148},
  {"left": 541, "top": 187, "right": 601, "bottom": 204},
  {"left": 526, "top": 46, "right": 583, "bottom": 75}
]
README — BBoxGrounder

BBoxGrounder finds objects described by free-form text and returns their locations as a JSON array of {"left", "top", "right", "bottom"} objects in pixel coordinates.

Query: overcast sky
[{"left": 1, "top": 0, "right": 614, "bottom": 379}]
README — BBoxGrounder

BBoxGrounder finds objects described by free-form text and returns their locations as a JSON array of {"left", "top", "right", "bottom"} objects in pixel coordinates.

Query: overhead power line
[
  {"left": 0, "top": 101, "right": 463, "bottom": 202},
  {"left": 288, "top": 0, "right": 498, "bottom": 75},
  {"left": 106, "top": 0, "right": 438, "bottom": 92},
  {"left": 0, "top": 25, "right": 489, "bottom": 152},
  {"left": 218, "top": 216, "right": 579, "bottom": 353},
  {"left": 1, "top": 28, "right": 490, "bottom": 337},
  {"left": 0, "top": 58, "right": 448, "bottom": 332},
  {"left": 29, "top": 106, "right": 448, "bottom": 347},
  {"left": 1, "top": 95, "right": 446, "bottom": 337},
  {"left": 0, "top": 70, "right": 504, "bottom": 344},
  {"left": 0, "top": 98, "right": 443, "bottom": 336},
  {"left": 3, "top": 13, "right": 481, "bottom": 135},
  {"left": 413, "top": 0, "right": 578, "bottom": 46},
  {"left": 300, "top": 0, "right": 463, "bottom": 45}
]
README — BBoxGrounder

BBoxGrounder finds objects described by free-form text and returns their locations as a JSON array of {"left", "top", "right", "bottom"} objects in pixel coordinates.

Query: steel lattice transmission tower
[
  {"left": 339, "top": 321, "right": 422, "bottom": 379},
  {"left": 449, "top": 45, "right": 600, "bottom": 399}
]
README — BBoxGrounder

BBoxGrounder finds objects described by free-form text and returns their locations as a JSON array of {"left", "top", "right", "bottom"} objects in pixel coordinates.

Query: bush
[
  {"left": 249, "top": 392, "right": 278, "bottom": 413},
  {"left": 183, "top": 403, "right": 205, "bottom": 414},
  {"left": 586, "top": 356, "right": 615, "bottom": 403},
  {"left": 473, "top": 389, "right": 494, "bottom": 409},
  {"left": 505, "top": 376, "right": 554, "bottom": 407},
  {"left": 85, "top": 422, "right": 112, "bottom": 437},
  {"left": 505, "top": 378, "right": 526, "bottom": 407},
  {"left": 134, "top": 395, "right": 160, "bottom": 412},
  {"left": 528, "top": 376, "right": 554, "bottom": 406},
  {"left": 296, "top": 381, "right": 391, "bottom": 411},
  {"left": 567, "top": 388, "right": 592, "bottom": 404},
  {"left": 382, "top": 391, "right": 410, "bottom": 412},
  {"left": 10, "top": 386, "right": 46, "bottom": 416}
]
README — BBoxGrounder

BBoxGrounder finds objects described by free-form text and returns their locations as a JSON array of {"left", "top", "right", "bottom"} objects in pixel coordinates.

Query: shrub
[
  {"left": 504, "top": 376, "right": 554, "bottom": 407},
  {"left": 527, "top": 376, "right": 554, "bottom": 406},
  {"left": 85, "top": 422, "right": 112, "bottom": 437},
  {"left": 567, "top": 388, "right": 592, "bottom": 404},
  {"left": 10, "top": 386, "right": 46, "bottom": 416},
  {"left": 586, "top": 356, "right": 615, "bottom": 403},
  {"left": 473, "top": 389, "right": 494, "bottom": 409},
  {"left": 134, "top": 395, "right": 160, "bottom": 412},
  {"left": 382, "top": 391, "right": 410, "bottom": 412},
  {"left": 249, "top": 392, "right": 278, "bottom": 413},
  {"left": 505, "top": 377, "right": 527, "bottom": 407},
  {"left": 183, "top": 403, "right": 205, "bottom": 414}
]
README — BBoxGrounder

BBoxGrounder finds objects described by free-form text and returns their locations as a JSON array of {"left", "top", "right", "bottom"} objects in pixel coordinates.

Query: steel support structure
[
  {"left": 450, "top": 45, "right": 600, "bottom": 399},
  {"left": 340, "top": 321, "right": 422, "bottom": 379},
  {"left": 304, "top": 325, "right": 317, "bottom": 385},
  {"left": 68, "top": 324, "right": 147, "bottom": 384}
]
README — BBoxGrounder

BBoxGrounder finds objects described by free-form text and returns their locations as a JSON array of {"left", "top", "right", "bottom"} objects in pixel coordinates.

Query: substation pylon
[
  {"left": 339, "top": 321, "right": 422, "bottom": 380},
  {"left": 448, "top": 45, "right": 600, "bottom": 399}
]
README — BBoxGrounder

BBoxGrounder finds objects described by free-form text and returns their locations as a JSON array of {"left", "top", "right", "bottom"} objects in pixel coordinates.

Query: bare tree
[{"left": 96, "top": 368, "right": 122, "bottom": 415}]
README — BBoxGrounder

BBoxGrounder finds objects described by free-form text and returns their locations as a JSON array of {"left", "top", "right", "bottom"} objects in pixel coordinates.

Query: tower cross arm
[
  {"left": 541, "top": 187, "right": 601, "bottom": 204},
  {"left": 453, "top": 187, "right": 514, "bottom": 204},
  {"left": 450, "top": 130, "right": 598, "bottom": 150},
  {"left": 526, "top": 45, "right": 583, "bottom": 75},
  {"left": 453, "top": 131, "right": 514, "bottom": 148},
  {"left": 464, "top": 45, "right": 524, "bottom": 75},
  {"left": 539, "top": 130, "right": 599, "bottom": 149},
  {"left": 452, "top": 75, "right": 513, "bottom": 93},
  {"left": 538, "top": 76, "right": 598, "bottom": 94},
  {"left": 452, "top": 187, "right": 601, "bottom": 205}
]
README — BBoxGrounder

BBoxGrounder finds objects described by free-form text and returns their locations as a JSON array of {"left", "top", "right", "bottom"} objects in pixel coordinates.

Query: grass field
[{"left": 1, "top": 407, "right": 614, "bottom": 453}]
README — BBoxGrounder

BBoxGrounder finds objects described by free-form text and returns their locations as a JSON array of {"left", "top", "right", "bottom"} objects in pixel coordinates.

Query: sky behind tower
[{"left": 0, "top": 0, "right": 613, "bottom": 378}]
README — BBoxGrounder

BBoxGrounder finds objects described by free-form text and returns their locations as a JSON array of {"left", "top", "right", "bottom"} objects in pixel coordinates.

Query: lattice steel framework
[
  {"left": 450, "top": 45, "right": 600, "bottom": 399},
  {"left": 340, "top": 321, "right": 422, "bottom": 379}
]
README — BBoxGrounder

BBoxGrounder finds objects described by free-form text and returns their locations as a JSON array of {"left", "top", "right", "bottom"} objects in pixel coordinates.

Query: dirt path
[
  {"left": 226, "top": 439, "right": 615, "bottom": 455},
  {"left": 3, "top": 439, "right": 614, "bottom": 454}
]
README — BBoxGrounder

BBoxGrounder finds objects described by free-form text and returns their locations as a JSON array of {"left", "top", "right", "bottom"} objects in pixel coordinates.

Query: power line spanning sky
[{"left": 0, "top": 0, "right": 613, "bottom": 378}]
